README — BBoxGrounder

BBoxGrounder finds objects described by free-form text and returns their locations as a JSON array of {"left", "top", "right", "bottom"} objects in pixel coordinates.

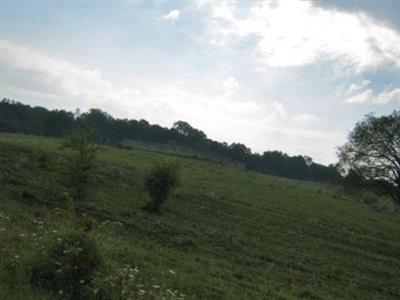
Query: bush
[
  {"left": 30, "top": 230, "right": 103, "bottom": 299},
  {"left": 143, "top": 161, "right": 179, "bottom": 213}
]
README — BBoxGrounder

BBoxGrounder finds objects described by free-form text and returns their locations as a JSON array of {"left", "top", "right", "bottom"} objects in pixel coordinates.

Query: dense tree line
[{"left": 0, "top": 98, "right": 340, "bottom": 183}]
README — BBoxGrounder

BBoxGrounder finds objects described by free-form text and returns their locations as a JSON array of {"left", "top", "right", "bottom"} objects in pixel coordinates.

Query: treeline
[{"left": 0, "top": 99, "right": 340, "bottom": 183}]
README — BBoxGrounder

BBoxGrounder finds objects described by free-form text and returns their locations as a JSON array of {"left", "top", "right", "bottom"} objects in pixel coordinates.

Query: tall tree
[{"left": 338, "top": 111, "right": 400, "bottom": 206}]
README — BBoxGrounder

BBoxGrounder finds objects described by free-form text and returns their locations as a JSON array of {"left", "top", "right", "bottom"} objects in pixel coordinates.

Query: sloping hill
[{"left": 0, "top": 133, "right": 399, "bottom": 299}]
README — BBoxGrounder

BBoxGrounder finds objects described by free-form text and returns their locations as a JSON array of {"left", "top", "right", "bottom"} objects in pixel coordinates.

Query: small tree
[
  {"left": 338, "top": 111, "right": 400, "bottom": 207},
  {"left": 143, "top": 161, "right": 179, "bottom": 213},
  {"left": 63, "top": 123, "right": 97, "bottom": 202}
]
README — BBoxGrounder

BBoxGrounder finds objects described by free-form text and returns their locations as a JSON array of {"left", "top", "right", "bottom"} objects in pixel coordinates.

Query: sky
[{"left": 1, "top": 0, "right": 400, "bottom": 165}]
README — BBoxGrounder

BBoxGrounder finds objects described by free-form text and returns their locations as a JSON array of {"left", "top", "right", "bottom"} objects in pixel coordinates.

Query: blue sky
[{"left": 1, "top": 0, "right": 400, "bottom": 164}]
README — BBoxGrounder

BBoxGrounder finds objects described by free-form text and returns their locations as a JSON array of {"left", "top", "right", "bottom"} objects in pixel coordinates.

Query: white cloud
[
  {"left": 193, "top": 0, "right": 207, "bottom": 9},
  {"left": 222, "top": 76, "right": 239, "bottom": 95},
  {"left": 346, "top": 86, "right": 400, "bottom": 104},
  {"left": 346, "top": 89, "right": 373, "bottom": 104},
  {"left": 293, "top": 114, "right": 318, "bottom": 123},
  {"left": 375, "top": 88, "right": 400, "bottom": 104},
  {"left": 161, "top": 10, "right": 180, "bottom": 22},
  {"left": 211, "top": 2, "right": 236, "bottom": 22},
  {"left": 206, "top": 0, "right": 400, "bottom": 73},
  {"left": 346, "top": 80, "right": 371, "bottom": 94},
  {"left": 1, "top": 40, "right": 166, "bottom": 120}
]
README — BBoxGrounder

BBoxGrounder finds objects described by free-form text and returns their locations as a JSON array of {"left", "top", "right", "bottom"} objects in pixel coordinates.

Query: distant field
[{"left": 0, "top": 133, "right": 399, "bottom": 299}]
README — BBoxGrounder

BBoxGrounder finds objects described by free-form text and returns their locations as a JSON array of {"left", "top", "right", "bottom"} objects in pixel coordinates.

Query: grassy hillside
[
  {"left": 122, "top": 140, "right": 239, "bottom": 165},
  {"left": 0, "top": 133, "right": 399, "bottom": 299}
]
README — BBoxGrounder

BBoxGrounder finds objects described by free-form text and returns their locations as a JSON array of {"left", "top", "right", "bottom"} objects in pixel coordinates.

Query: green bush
[
  {"left": 30, "top": 230, "right": 102, "bottom": 299},
  {"left": 143, "top": 161, "right": 179, "bottom": 213}
]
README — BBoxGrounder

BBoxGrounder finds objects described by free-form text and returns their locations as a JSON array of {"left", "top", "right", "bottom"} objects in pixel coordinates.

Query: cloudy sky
[{"left": 1, "top": 0, "right": 400, "bottom": 164}]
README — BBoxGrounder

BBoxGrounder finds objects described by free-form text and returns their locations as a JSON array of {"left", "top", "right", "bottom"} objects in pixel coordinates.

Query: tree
[
  {"left": 338, "top": 111, "right": 400, "bottom": 206},
  {"left": 229, "top": 143, "right": 251, "bottom": 162},
  {"left": 63, "top": 123, "right": 98, "bottom": 202},
  {"left": 143, "top": 161, "right": 179, "bottom": 213},
  {"left": 173, "top": 121, "right": 207, "bottom": 141}
]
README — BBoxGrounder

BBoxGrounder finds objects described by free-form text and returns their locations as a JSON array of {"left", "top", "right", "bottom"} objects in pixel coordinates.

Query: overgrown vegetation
[
  {"left": 143, "top": 161, "right": 180, "bottom": 213},
  {"left": 30, "top": 229, "right": 102, "bottom": 299}
]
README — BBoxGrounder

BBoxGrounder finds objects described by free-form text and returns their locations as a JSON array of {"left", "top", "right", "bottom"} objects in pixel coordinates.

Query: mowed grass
[{"left": 0, "top": 133, "right": 399, "bottom": 299}]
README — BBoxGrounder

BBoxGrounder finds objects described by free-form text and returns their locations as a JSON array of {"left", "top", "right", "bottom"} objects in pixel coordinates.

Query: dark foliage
[
  {"left": 0, "top": 98, "right": 340, "bottom": 183},
  {"left": 143, "top": 161, "right": 179, "bottom": 213}
]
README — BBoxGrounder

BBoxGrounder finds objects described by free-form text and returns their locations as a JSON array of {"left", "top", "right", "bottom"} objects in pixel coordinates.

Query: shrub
[
  {"left": 143, "top": 161, "right": 179, "bottom": 213},
  {"left": 30, "top": 230, "right": 102, "bottom": 299}
]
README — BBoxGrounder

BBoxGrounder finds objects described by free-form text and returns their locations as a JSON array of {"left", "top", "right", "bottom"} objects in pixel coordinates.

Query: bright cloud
[
  {"left": 161, "top": 10, "right": 180, "bottom": 22},
  {"left": 222, "top": 77, "right": 239, "bottom": 98},
  {"left": 206, "top": 0, "right": 400, "bottom": 73},
  {"left": 293, "top": 114, "right": 318, "bottom": 123},
  {"left": 347, "top": 86, "right": 400, "bottom": 104},
  {"left": 346, "top": 80, "right": 371, "bottom": 94}
]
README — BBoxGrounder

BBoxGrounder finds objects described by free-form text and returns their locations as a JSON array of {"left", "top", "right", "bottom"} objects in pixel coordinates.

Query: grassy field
[
  {"left": 0, "top": 133, "right": 399, "bottom": 299},
  {"left": 122, "top": 140, "right": 238, "bottom": 165}
]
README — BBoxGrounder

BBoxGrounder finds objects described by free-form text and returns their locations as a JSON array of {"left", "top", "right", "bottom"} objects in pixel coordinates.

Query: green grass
[
  {"left": 123, "top": 140, "right": 235, "bottom": 164},
  {"left": 0, "top": 133, "right": 399, "bottom": 299}
]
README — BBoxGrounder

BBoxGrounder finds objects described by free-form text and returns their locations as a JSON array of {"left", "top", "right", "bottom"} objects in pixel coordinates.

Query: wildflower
[
  {"left": 168, "top": 270, "right": 176, "bottom": 275},
  {"left": 19, "top": 233, "right": 26, "bottom": 238}
]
